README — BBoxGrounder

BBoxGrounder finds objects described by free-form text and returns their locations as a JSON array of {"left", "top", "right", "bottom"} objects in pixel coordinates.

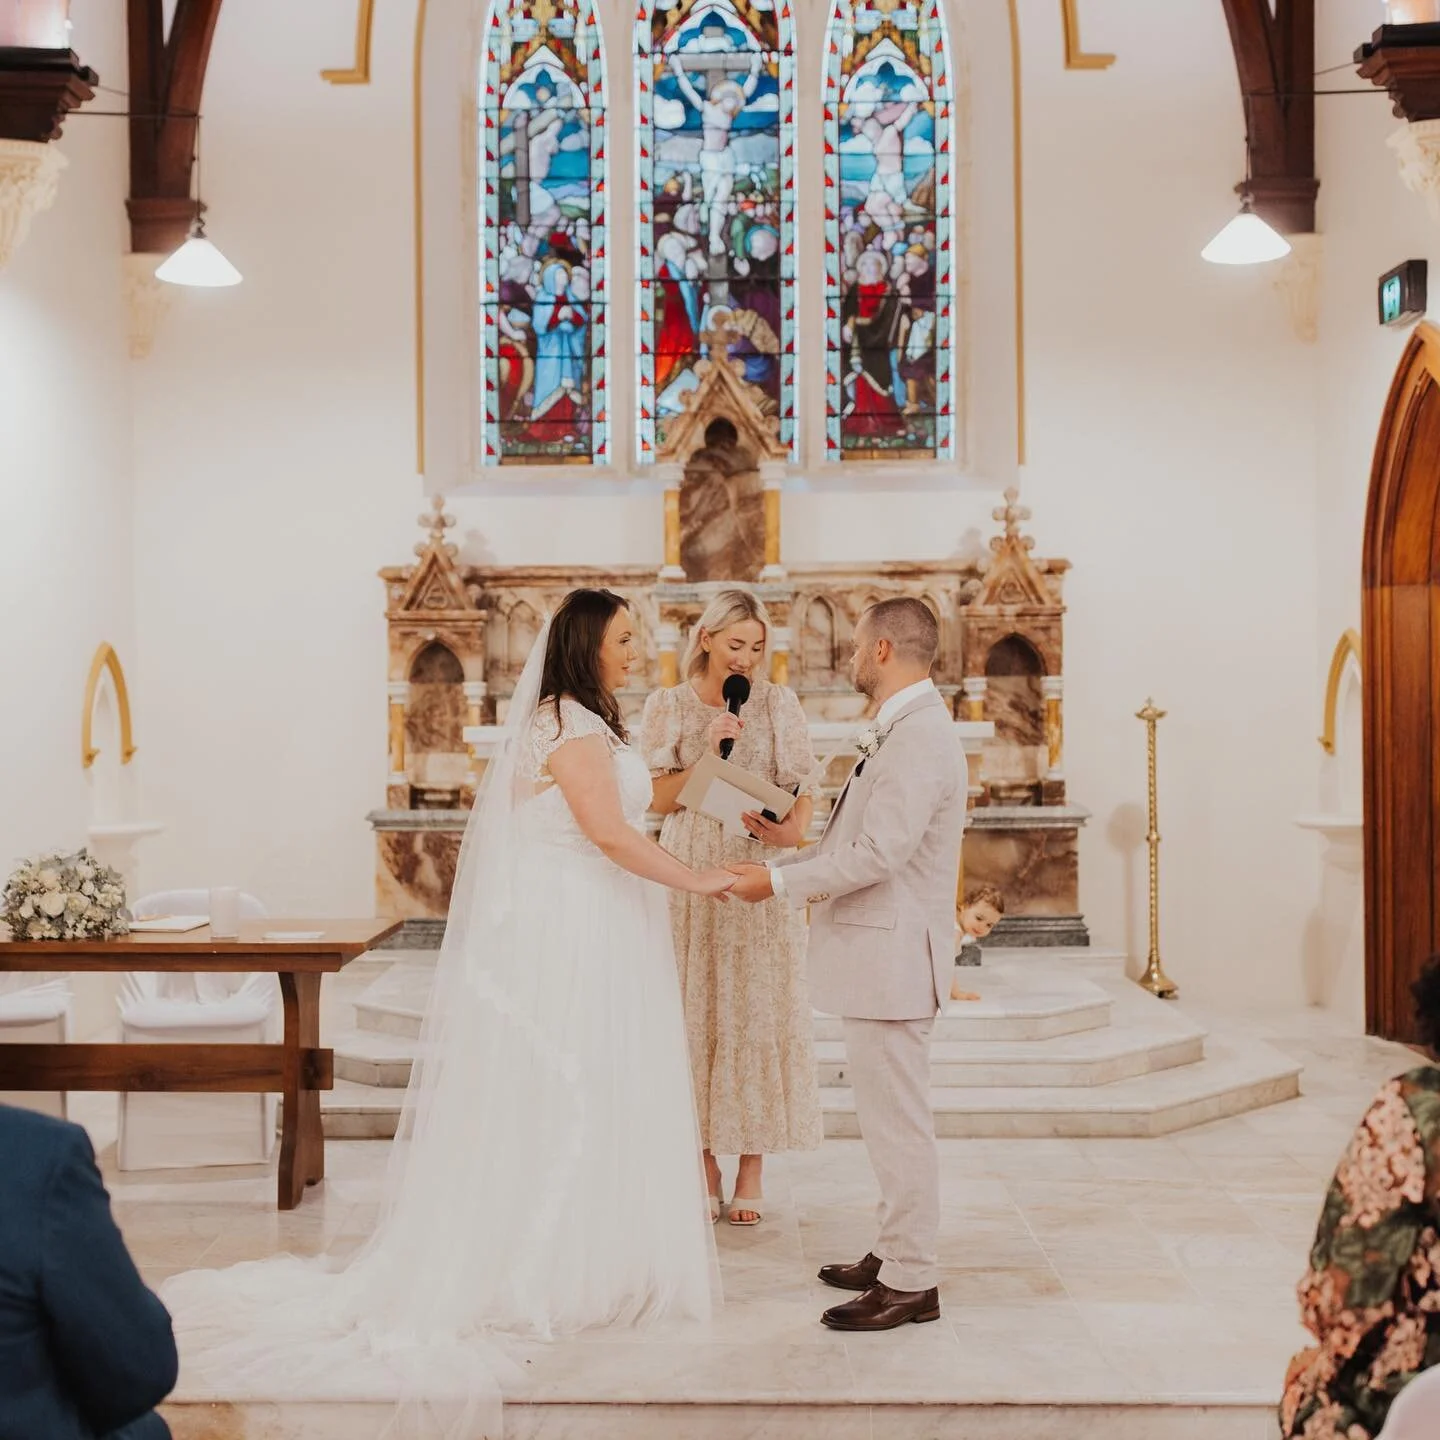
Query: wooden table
[{"left": 0, "top": 919, "right": 401, "bottom": 1209}]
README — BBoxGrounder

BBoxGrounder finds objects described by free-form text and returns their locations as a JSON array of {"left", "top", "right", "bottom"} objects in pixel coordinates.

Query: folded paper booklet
[
  {"left": 129, "top": 915, "right": 209, "bottom": 933},
  {"left": 676, "top": 753, "right": 799, "bottom": 838}
]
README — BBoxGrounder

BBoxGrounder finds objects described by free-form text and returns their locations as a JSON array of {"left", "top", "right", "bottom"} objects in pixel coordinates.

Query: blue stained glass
[
  {"left": 479, "top": 0, "right": 609, "bottom": 466},
  {"left": 822, "top": 0, "right": 955, "bottom": 461}
]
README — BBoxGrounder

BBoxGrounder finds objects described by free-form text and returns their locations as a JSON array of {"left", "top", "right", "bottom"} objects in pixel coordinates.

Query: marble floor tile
[{"left": 98, "top": 991, "right": 1420, "bottom": 1425}]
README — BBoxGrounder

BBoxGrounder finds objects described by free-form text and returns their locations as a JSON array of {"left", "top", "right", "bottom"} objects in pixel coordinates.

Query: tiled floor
[{"left": 70, "top": 997, "right": 1422, "bottom": 1438}]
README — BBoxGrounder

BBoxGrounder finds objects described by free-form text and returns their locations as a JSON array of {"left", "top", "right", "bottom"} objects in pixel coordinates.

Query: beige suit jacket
[{"left": 775, "top": 689, "right": 966, "bottom": 1021}]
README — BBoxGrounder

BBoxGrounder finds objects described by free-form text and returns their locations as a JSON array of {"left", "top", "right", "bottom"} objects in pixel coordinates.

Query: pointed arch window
[
  {"left": 634, "top": 0, "right": 797, "bottom": 461},
  {"left": 480, "top": 0, "right": 609, "bottom": 465},
  {"left": 822, "top": 0, "right": 953, "bottom": 460}
]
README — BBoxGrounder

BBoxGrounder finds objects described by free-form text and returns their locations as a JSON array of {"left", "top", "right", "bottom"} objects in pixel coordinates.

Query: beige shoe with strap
[{"left": 727, "top": 1195, "right": 764, "bottom": 1226}]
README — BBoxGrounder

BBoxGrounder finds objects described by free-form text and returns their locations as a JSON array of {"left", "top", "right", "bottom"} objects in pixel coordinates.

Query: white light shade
[
  {"left": 155, "top": 230, "right": 242, "bottom": 288},
  {"left": 1201, "top": 207, "right": 1292, "bottom": 266}
]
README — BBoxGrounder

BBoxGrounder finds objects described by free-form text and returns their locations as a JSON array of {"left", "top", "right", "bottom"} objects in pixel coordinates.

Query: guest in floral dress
[
  {"left": 642, "top": 589, "right": 823, "bottom": 1225},
  {"left": 1280, "top": 957, "right": 1440, "bottom": 1440}
]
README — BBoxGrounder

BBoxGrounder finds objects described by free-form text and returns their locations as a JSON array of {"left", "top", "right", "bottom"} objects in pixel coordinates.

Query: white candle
[{"left": 208, "top": 886, "right": 241, "bottom": 939}]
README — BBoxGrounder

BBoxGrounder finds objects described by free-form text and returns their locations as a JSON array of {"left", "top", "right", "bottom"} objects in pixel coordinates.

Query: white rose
[
  {"left": 77, "top": 864, "right": 93, "bottom": 881},
  {"left": 81, "top": 880, "right": 95, "bottom": 897},
  {"left": 39, "top": 891, "right": 67, "bottom": 918},
  {"left": 18, "top": 899, "right": 33, "bottom": 918},
  {"left": 66, "top": 893, "right": 86, "bottom": 914},
  {"left": 38, "top": 869, "right": 60, "bottom": 890}
]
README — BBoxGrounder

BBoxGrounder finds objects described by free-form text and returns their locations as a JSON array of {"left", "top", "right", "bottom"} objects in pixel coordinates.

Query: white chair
[
  {"left": 1378, "top": 1365, "right": 1440, "bottom": 1438},
  {"left": 0, "top": 977, "right": 72, "bottom": 1120},
  {"left": 117, "top": 890, "right": 280, "bottom": 1171}
]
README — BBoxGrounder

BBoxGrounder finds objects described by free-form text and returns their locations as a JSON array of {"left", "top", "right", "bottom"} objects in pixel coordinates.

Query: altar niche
[{"left": 680, "top": 418, "right": 766, "bottom": 584}]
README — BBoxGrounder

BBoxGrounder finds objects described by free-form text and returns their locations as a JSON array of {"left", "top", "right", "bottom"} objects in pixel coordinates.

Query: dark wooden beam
[
  {"left": 0, "top": 46, "right": 96, "bottom": 142},
  {"left": 125, "top": 0, "right": 224, "bottom": 253},
  {"left": 1219, "top": 0, "right": 1318, "bottom": 235}
]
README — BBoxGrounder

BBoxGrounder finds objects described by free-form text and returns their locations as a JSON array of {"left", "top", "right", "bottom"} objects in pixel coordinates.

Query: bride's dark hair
[{"left": 539, "top": 588, "right": 630, "bottom": 742}]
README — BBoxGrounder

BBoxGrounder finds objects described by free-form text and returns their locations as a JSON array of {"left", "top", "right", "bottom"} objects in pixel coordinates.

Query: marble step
[
  {"left": 319, "top": 1039, "right": 1298, "bottom": 1143},
  {"left": 352, "top": 966, "right": 1116, "bottom": 1045},
  {"left": 319, "top": 1078, "right": 409, "bottom": 1140},
  {"left": 164, "top": 1398, "right": 1279, "bottom": 1440},
  {"left": 813, "top": 1017, "right": 1205, "bottom": 1088},
  {"left": 332, "top": 1017, "right": 1193, "bottom": 1093},
  {"left": 819, "top": 1038, "right": 1302, "bottom": 1139}
]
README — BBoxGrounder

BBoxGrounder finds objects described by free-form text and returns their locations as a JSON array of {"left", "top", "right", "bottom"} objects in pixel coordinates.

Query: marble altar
[{"left": 368, "top": 328, "right": 1088, "bottom": 946}]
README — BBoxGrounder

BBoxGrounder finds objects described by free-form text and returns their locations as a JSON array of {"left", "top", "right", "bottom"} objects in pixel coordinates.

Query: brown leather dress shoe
[
  {"left": 821, "top": 1282, "right": 941, "bottom": 1331},
  {"left": 817, "top": 1252, "right": 883, "bottom": 1292}
]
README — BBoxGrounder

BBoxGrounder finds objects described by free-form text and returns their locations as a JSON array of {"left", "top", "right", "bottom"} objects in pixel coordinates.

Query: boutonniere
[{"left": 854, "top": 722, "right": 890, "bottom": 761}]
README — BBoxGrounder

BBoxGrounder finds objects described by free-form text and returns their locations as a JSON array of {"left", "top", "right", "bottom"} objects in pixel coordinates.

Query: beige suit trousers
[{"left": 842, "top": 1015, "right": 939, "bottom": 1293}]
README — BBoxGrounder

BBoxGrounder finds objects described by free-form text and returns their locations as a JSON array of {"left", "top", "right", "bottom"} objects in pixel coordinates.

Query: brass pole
[{"left": 1136, "top": 698, "right": 1177, "bottom": 998}]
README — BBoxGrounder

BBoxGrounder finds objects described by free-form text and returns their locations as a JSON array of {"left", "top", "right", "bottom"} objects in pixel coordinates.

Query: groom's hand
[{"left": 726, "top": 863, "right": 774, "bottom": 903}]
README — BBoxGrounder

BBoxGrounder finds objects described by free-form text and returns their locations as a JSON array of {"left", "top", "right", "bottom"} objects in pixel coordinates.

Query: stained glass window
[
  {"left": 480, "top": 0, "right": 608, "bottom": 465},
  {"left": 634, "top": 0, "right": 796, "bottom": 461},
  {"left": 822, "top": 0, "right": 953, "bottom": 460}
]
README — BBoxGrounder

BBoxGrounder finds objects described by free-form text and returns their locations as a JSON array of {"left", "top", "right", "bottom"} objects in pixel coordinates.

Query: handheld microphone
[{"left": 719, "top": 673, "right": 751, "bottom": 760}]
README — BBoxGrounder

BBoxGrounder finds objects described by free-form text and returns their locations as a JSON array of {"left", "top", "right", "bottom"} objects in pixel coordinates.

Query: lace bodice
[{"left": 518, "top": 697, "right": 653, "bottom": 856}]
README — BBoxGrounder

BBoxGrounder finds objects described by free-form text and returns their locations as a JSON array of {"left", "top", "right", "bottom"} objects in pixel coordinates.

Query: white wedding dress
[{"left": 161, "top": 644, "right": 719, "bottom": 1438}]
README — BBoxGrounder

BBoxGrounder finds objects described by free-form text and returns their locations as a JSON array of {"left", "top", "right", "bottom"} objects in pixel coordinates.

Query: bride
[{"left": 162, "top": 589, "right": 735, "bottom": 1436}]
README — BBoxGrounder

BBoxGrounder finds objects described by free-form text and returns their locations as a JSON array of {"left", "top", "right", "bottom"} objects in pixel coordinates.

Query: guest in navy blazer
[{"left": 0, "top": 1104, "right": 178, "bottom": 1440}]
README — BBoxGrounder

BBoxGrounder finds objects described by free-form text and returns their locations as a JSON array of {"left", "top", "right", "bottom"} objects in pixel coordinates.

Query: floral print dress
[
  {"left": 1281, "top": 1066, "right": 1440, "bottom": 1439},
  {"left": 641, "top": 677, "right": 824, "bottom": 1157}
]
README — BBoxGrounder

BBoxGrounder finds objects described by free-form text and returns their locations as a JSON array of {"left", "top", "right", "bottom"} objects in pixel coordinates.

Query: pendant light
[
  {"left": 156, "top": 116, "right": 241, "bottom": 288},
  {"left": 1201, "top": 201, "right": 1292, "bottom": 265},
  {"left": 1202, "top": 94, "right": 1291, "bottom": 267}
]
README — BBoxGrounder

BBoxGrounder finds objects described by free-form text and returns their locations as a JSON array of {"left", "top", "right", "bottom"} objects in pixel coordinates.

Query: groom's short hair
[{"left": 864, "top": 597, "right": 939, "bottom": 667}]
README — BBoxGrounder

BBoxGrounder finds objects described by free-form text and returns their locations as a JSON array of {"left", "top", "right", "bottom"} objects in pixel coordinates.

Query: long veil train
[{"left": 161, "top": 620, "right": 720, "bottom": 1438}]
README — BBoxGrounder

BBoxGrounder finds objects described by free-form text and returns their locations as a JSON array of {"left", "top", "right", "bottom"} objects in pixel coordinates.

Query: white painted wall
[
  {"left": 14, "top": 0, "right": 1423, "bottom": 1014},
  {"left": 0, "top": 0, "right": 136, "bottom": 1034}
]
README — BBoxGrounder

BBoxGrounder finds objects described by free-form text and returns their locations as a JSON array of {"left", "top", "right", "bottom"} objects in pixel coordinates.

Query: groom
[{"left": 730, "top": 597, "right": 966, "bottom": 1331}]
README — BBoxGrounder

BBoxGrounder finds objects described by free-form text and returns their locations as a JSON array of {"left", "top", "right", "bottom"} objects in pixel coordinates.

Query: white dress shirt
[{"left": 769, "top": 678, "right": 939, "bottom": 898}]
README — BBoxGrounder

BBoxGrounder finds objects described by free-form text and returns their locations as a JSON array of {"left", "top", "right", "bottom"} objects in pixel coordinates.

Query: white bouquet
[{"left": 2, "top": 848, "right": 130, "bottom": 941}]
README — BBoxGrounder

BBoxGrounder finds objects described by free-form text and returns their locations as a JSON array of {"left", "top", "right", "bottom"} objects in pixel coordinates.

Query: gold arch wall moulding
[
  {"left": 81, "top": 644, "right": 137, "bottom": 770},
  {"left": 1318, "top": 628, "right": 1361, "bottom": 756},
  {"left": 1062, "top": 0, "right": 1114, "bottom": 70},
  {"left": 323, "top": 0, "right": 375, "bottom": 84}
]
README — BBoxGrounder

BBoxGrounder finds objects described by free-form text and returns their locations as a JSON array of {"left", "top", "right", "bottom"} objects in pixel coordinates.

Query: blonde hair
[{"left": 683, "top": 588, "right": 771, "bottom": 680}]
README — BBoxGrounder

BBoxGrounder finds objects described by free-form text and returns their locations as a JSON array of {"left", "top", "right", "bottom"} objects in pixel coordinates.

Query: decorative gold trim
[
  {"left": 1007, "top": 0, "right": 1026, "bottom": 467},
  {"left": 413, "top": 0, "right": 428, "bottom": 474},
  {"left": 1319, "top": 629, "right": 1362, "bottom": 756},
  {"left": 322, "top": 0, "right": 376, "bottom": 84},
  {"left": 1061, "top": 0, "right": 1115, "bottom": 70},
  {"left": 81, "top": 644, "right": 136, "bottom": 770}
]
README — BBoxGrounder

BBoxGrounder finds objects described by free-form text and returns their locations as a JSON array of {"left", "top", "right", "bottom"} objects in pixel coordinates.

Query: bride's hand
[{"left": 691, "top": 867, "right": 738, "bottom": 899}]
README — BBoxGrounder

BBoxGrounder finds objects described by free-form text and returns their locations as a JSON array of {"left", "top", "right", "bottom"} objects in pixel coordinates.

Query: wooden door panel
[{"left": 1364, "top": 325, "right": 1440, "bottom": 1042}]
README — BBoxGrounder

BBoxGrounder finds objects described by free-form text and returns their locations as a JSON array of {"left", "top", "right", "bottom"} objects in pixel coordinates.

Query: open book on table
[{"left": 675, "top": 753, "right": 800, "bottom": 839}]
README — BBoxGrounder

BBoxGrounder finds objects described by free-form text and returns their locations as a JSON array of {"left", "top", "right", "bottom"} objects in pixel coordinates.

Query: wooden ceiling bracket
[
  {"left": 0, "top": 46, "right": 97, "bottom": 143},
  {"left": 1219, "top": 0, "right": 1318, "bottom": 235},
  {"left": 125, "top": 0, "right": 224, "bottom": 255}
]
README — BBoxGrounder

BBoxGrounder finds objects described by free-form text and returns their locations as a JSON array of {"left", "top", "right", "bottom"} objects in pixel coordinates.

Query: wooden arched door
[{"left": 1363, "top": 322, "right": 1440, "bottom": 1043}]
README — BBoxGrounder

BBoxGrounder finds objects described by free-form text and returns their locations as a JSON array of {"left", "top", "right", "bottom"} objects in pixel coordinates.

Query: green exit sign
[
  {"left": 1379, "top": 260, "right": 1427, "bottom": 327},
  {"left": 1382, "top": 273, "right": 1403, "bottom": 324}
]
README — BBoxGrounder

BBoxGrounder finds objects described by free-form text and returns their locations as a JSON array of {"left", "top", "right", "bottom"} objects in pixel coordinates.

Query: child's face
[{"left": 959, "top": 902, "right": 1001, "bottom": 939}]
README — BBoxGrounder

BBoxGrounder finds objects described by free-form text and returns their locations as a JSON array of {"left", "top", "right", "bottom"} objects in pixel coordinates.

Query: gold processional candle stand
[{"left": 1136, "top": 698, "right": 1178, "bottom": 999}]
